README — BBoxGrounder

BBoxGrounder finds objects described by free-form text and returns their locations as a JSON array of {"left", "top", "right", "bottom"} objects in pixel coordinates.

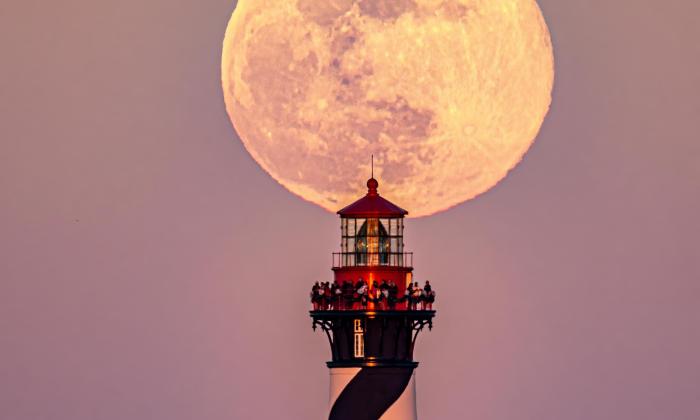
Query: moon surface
[{"left": 222, "top": 0, "right": 554, "bottom": 217}]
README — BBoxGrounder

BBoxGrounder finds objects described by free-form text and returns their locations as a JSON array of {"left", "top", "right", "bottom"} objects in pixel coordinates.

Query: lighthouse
[{"left": 310, "top": 177, "right": 436, "bottom": 420}]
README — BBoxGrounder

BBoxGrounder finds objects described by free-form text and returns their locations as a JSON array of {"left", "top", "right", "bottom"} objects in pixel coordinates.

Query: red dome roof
[{"left": 337, "top": 178, "right": 408, "bottom": 218}]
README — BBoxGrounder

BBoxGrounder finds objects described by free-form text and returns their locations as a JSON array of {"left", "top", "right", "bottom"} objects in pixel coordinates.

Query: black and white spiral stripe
[{"left": 328, "top": 366, "right": 416, "bottom": 420}]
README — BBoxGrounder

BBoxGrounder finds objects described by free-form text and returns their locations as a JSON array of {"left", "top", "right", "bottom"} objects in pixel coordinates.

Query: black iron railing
[{"left": 332, "top": 252, "right": 413, "bottom": 268}]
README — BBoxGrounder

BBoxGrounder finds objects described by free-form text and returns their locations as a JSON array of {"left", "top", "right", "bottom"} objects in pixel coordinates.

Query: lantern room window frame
[{"left": 339, "top": 217, "right": 405, "bottom": 267}]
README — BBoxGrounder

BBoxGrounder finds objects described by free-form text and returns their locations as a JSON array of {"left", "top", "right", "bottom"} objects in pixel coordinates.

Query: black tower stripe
[{"left": 329, "top": 367, "right": 414, "bottom": 420}]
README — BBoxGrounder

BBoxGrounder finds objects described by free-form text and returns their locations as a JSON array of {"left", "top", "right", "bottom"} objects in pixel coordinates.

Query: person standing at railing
[
  {"left": 413, "top": 283, "right": 423, "bottom": 311},
  {"left": 388, "top": 280, "right": 398, "bottom": 310},
  {"left": 311, "top": 281, "right": 321, "bottom": 310},
  {"left": 342, "top": 280, "right": 354, "bottom": 310},
  {"left": 318, "top": 282, "right": 326, "bottom": 310},
  {"left": 357, "top": 281, "right": 368, "bottom": 309},
  {"left": 380, "top": 280, "right": 389, "bottom": 310},
  {"left": 328, "top": 282, "right": 337, "bottom": 310},
  {"left": 424, "top": 281, "right": 435, "bottom": 310},
  {"left": 333, "top": 282, "right": 342, "bottom": 310},
  {"left": 325, "top": 282, "right": 332, "bottom": 310},
  {"left": 362, "top": 289, "right": 369, "bottom": 309},
  {"left": 353, "top": 278, "right": 364, "bottom": 310},
  {"left": 370, "top": 280, "right": 382, "bottom": 309}
]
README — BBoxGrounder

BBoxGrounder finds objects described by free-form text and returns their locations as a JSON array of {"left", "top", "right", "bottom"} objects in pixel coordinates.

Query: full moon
[{"left": 222, "top": 0, "right": 553, "bottom": 217}]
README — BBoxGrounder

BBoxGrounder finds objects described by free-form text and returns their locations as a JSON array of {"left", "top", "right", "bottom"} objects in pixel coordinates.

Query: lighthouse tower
[{"left": 310, "top": 177, "right": 435, "bottom": 420}]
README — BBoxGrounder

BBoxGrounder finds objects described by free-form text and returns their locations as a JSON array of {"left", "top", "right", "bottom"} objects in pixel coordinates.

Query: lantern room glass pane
[
  {"left": 379, "top": 218, "right": 389, "bottom": 234},
  {"left": 346, "top": 237, "right": 355, "bottom": 253},
  {"left": 390, "top": 237, "right": 399, "bottom": 253}
]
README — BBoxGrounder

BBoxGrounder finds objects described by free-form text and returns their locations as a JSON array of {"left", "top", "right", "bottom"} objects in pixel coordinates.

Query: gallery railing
[{"left": 332, "top": 252, "right": 413, "bottom": 268}]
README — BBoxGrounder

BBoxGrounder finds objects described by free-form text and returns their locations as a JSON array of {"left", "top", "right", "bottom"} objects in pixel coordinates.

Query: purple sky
[{"left": 1, "top": 1, "right": 699, "bottom": 419}]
